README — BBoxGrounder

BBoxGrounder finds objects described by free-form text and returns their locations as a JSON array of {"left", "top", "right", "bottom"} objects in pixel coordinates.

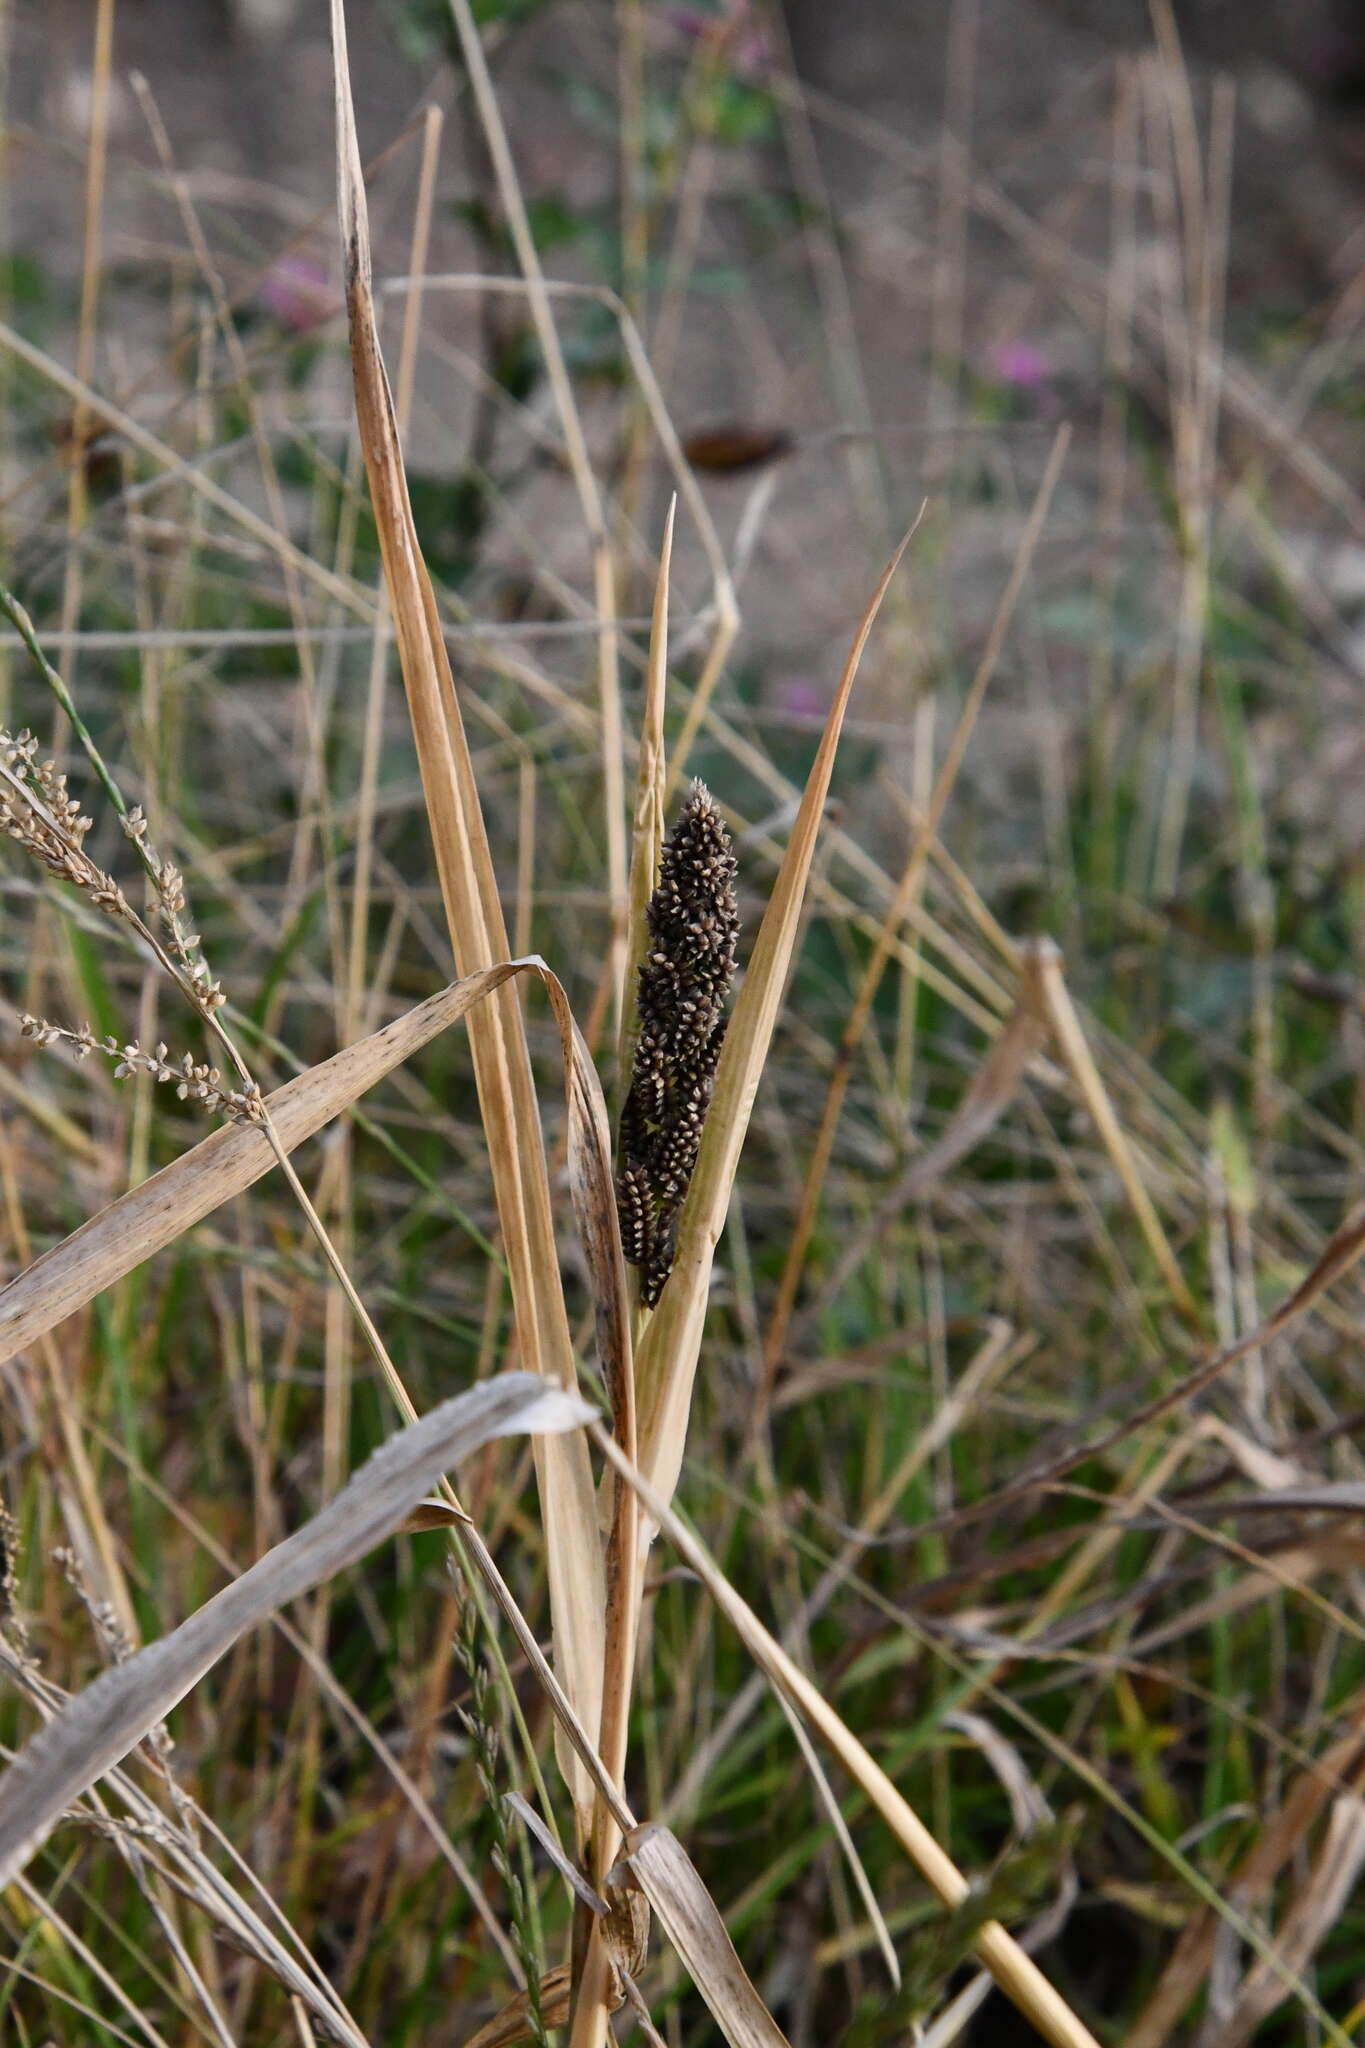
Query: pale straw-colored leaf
[
  {"left": 0, "top": 1374, "right": 592, "bottom": 1889},
  {"left": 331, "top": 0, "right": 605, "bottom": 1831},
  {"left": 573, "top": 511, "right": 676, "bottom": 2030},
  {"left": 1032, "top": 938, "right": 1198, "bottom": 1318},
  {"left": 0, "top": 971, "right": 519, "bottom": 1367},
  {"left": 610, "top": 1826, "right": 792, "bottom": 2048},
  {"left": 634, "top": 527, "right": 918, "bottom": 1511},
  {"left": 0, "top": 961, "right": 624, "bottom": 1404}
]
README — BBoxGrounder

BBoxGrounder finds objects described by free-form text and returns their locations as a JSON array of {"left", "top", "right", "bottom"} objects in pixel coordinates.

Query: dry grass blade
[
  {"left": 1209, "top": 1794, "right": 1365, "bottom": 2048},
  {"left": 1032, "top": 940, "right": 1197, "bottom": 1319},
  {"left": 0, "top": 971, "right": 514, "bottom": 1367},
  {"left": 330, "top": 0, "right": 604, "bottom": 1828},
  {"left": 1127, "top": 1700, "right": 1365, "bottom": 2048},
  {"left": 593, "top": 1424, "right": 1103, "bottom": 2048},
  {"left": 793, "top": 955, "right": 1050, "bottom": 1349},
  {"left": 581, "top": 502, "right": 673, "bottom": 1979},
  {"left": 760, "top": 431, "right": 1067, "bottom": 1392},
  {"left": 612, "top": 1827, "right": 791, "bottom": 2048},
  {"left": 634, "top": 524, "right": 919, "bottom": 1507},
  {"left": 0, "top": 1375, "right": 593, "bottom": 1889},
  {"left": 930, "top": 1192, "right": 1365, "bottom": 1550},
  {"left": 1, "top": 957, "right": 627, "bottom": 1438}
]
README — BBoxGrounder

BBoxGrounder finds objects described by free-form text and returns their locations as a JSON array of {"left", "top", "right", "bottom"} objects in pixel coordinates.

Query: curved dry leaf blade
[
  {"left": 1, "top": 956, "right": 628, "bottom": 1441},
  {"left": 1, "top": 941, "right": 628, "bottom": 1839},
  {"left": 634, "top": 528, "right": 917, "bottom": 1508},
  {"left": 0, "top": 969, "right": 525, "bottom": 1369},
  {"left": 612, "top": 1826, "right": 791, "bottom": 2048},
  {"left": 1032, "top": 942, "right": 1196, "bottom": 1317},
  {"left": 0, "top": 1375, "right": 593, "bottom": 1889},
  {"left": 401, "top": 1499, "right": 469, "bottom": 1534}
]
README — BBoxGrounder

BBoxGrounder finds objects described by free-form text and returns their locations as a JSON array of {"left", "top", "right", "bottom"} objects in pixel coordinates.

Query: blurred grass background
[{"left": 4, "top": 1, "right": 1365, "bottom": 2042}]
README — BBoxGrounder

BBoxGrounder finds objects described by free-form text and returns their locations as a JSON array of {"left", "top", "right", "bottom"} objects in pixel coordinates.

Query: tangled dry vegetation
[{"left": 3, "top": 1, "right": 1365, "bottom": 2043}]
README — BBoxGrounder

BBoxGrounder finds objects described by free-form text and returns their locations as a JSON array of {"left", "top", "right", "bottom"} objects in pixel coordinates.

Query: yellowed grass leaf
[{"left": 1, "top": 954, "right": 626, "bottom": 1380}]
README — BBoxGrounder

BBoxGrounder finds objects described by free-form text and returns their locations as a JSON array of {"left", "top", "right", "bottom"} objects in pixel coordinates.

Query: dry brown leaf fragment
[
  {"left": 683, "top": 425, "right": 794, "bottom": 473},
  {"left": 603, "top": 1879, "right": 652, "bottom": 1987}
]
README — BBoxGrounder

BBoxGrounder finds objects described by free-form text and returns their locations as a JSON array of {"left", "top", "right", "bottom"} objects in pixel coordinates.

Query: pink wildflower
[
  {"left": 988, "top": 340, "right": 1051, "bottom": 392},
  {"left": 771, "top": 677, "right": 827, "bottom": 724},
  {"left": 666, "top": 0, "right": 769, "bottom": 77},
  {"left": 258, "top": 254, "right": 338, "bottom": 335}
]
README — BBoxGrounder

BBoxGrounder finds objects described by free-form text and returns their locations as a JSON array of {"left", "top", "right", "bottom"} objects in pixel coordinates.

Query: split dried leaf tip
[{"left": 617, "top": 780, "right": 738, "bottom": 1308}]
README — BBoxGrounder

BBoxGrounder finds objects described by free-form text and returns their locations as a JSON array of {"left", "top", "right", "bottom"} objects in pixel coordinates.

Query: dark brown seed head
[{"left": 616, "top": 782, "right": 739, "bottom": 1307}]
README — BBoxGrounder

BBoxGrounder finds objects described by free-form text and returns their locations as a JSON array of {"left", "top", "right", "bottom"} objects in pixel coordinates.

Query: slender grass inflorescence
[
  {"left": 17, "top": 1019, "right": 263, "bottom": 1124},
  {"left": 2, "top": 726, "right": 259, "bottom": 1122},
  {"left": 617, "top": 781, "right": 738, "bottom": 1307},
  {"left": 1, "top": 729, "right": 122, "bottom": 913},
  {"left": 451, "top": 1586, "right": 553, "bottom": 2048}
]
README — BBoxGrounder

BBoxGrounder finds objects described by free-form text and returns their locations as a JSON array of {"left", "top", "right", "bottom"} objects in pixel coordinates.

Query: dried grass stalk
[{"left": 330, "top": 0, "right": 606, "bottom": 1829}]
